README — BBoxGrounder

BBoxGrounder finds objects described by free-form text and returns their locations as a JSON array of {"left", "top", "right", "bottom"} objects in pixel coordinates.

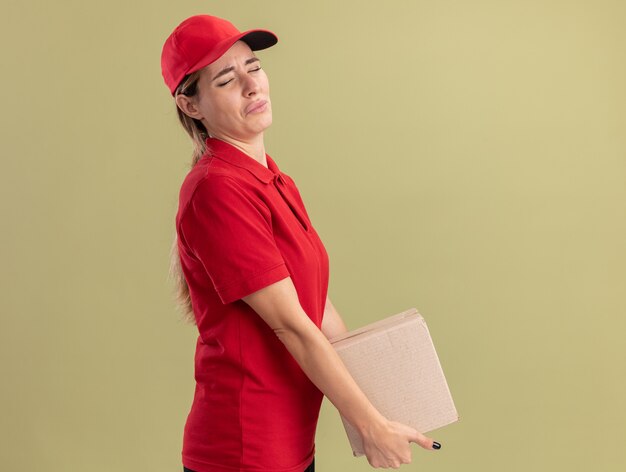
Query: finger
[{"left": 409, "top": 430, "right": 442, "bottom": 450}]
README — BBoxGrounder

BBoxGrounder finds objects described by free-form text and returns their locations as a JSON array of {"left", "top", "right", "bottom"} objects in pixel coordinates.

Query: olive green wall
[{"left": 2, "top": 0, "right": 625, "bottom": 470}]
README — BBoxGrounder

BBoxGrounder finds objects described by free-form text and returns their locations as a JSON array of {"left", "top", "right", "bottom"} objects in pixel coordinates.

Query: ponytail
[{"left": 169, "top": 70, "right": 207, "bottom": 324}]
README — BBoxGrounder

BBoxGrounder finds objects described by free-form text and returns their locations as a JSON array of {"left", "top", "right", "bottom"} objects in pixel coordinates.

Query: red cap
[{"left": 161, "top": 15, "right": 278, "bottom": 96}]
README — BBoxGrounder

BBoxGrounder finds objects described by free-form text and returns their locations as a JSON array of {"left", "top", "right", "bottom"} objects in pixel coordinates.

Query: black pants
[{"left": 183, "top": 457, "right": 315, "bottom": 472}]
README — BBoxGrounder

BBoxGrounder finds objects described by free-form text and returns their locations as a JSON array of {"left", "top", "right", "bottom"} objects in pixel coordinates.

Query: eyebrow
[{"left": 211, "top": 57, "right": 260, "bottom": 82}]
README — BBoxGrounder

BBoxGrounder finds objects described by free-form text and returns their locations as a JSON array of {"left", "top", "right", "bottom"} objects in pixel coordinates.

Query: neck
[{"left": 211, "top": 134, "right": 267, "bottom": 167}]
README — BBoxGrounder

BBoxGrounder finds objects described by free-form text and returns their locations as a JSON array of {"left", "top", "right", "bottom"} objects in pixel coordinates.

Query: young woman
[{"left": 161, "top": 14, "right": 440, "bottom": 472}]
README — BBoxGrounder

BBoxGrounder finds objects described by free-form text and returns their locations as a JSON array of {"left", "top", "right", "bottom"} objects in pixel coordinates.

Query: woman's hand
[{"left": 361, "top": 417, "right": 439, "bottom": 469}]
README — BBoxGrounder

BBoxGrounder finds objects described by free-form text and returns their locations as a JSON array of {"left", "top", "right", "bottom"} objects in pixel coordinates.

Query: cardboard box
[{"left": 329, "top": 308, "right": 459, "bottom": 456}]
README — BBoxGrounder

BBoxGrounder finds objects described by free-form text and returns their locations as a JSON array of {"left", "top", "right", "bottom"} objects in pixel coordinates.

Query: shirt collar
[{"left": 204, "top": 137, "right": 279, "bottom": 184}]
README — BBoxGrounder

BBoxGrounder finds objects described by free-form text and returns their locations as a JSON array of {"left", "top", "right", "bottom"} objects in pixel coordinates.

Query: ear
[{"left": 175, "top": 94, "right": 204, "bottom": 121}]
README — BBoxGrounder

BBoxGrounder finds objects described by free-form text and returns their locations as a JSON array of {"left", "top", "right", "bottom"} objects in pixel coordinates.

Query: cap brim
[{"left": 240, "top": 29, "right": 278, "bottom": 51}]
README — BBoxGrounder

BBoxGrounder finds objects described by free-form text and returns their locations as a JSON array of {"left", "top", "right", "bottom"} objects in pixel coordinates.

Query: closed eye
[
  {"left": 217, "top": 66, "right": 262, "bottom": 86},
  {"left": 217, "top": 78, "right": 233, "bottom": 87}
]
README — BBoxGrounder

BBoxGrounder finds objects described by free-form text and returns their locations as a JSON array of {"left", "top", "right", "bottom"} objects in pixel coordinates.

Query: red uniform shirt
[{"left": 175, "top": 137, "right": 330, "bottom": 472}]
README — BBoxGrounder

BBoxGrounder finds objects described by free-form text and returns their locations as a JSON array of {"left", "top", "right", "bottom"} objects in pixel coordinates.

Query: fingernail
[{"left": 433, "top": 442, "right": 441, "bottom": 450}]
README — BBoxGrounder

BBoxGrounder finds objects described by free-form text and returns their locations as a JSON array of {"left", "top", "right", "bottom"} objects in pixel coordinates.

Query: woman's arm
[
  {"left": 321, "top": 296, "right": 349, "bottom": 340},
  {"left": 242, "top": 277, "right": 439, "bottom": 468}
]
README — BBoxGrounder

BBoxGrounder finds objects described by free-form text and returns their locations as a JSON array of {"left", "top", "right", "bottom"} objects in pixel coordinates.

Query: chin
[{"left": 257, "top": 116, "right": 273, "bottom": 133}]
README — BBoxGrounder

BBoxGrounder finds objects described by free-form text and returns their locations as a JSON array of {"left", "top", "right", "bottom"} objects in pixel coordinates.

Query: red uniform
[{"left": 175, "top": 137, "right": 330, "bottom": 472}]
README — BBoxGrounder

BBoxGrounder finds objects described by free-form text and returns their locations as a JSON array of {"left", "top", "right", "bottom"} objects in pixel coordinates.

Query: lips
[{"left": 245, "top": 99, "right": 268, "bottom": 115}]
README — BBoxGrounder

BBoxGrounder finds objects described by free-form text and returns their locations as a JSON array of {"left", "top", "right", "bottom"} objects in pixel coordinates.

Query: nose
[{"left": 242, "top": 73, "right": 260, "bottom": 97}]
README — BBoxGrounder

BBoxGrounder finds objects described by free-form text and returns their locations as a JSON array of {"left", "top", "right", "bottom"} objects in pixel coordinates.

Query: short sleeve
[{"left": 179, "top": 176, "right": 289, "bottom": 304}]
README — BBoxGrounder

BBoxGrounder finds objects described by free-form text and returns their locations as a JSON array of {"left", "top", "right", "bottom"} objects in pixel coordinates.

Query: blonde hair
[{"left": 168, "top": 70, "right": 208, "bottom": 324}]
